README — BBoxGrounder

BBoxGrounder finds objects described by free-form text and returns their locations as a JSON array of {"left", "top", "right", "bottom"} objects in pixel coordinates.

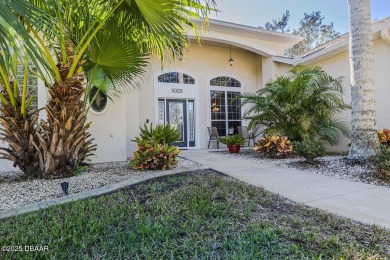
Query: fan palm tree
[
  {"left": 240, "top": 65, "right": 350, "bottom": 145},
  {"left": 2, "top": 0, "right": 215, "bottom": 178},
  {"left": 347, "top": 0, "right": 379, "bottom": 159}
]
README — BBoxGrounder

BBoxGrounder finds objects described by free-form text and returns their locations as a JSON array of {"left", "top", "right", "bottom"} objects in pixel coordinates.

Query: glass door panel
[
  {"left": 188, "top": 100, "right": 195, "bottom": 147},
  {"left": 166, "top": 100, "right": 187, "bottom": 147}
]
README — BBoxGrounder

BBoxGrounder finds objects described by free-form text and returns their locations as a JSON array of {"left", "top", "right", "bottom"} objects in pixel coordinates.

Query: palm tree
[
  {"left": 0, "top": 0, "right": 60, "bottom": 176},
  {"left": 240, "top": 65, "right": 350, "bottom": 145},
  {"left": 0, "top": 0, "right": 55, "bottom": 71},
  {"left": 347, "top": 0, "right": 380, "bottom": 159},
  {"left": 0, "top": 50, "right": 40, "bottom": 176},
  {"left": 7, "top": 0, "right": 215, "bottom": 178}
]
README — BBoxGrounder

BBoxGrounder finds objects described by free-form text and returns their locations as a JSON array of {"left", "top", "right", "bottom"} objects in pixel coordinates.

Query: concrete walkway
[{"left": 181, "top": 149, "right": 390, "bottom": 229}]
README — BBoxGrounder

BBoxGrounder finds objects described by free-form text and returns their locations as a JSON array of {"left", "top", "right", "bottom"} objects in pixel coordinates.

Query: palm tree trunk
[
  {"left": 34, "top": 48, "right": 96, "bottom": 178},
  {"left": 347, "top": 0, "right": 380, "bottom": 159},
  {"left": 0, "top": 89, "right": 40, "bottom": 176}
]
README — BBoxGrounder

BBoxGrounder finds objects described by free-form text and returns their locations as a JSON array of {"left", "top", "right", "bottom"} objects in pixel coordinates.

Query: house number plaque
[{"left": 172, "top": 88, "right": 183, "bottom": 93}]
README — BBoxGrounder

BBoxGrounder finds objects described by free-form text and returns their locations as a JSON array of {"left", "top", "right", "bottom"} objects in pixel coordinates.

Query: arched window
[
  {"left": 158, "top": 72, "right": 195, "bottom": 84},
  {"left": 210, "top": 76, "right": 242, "bottom": 136},
  {"left": 89, "top": 86, "right": 108, "bottom": 113},
  {"left": 210, "top": 76, "right": 241, "bottom": 88}
]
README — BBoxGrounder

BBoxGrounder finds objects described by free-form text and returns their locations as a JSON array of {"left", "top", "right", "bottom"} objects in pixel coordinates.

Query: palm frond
[{"left": 85, "top": 21, "right": 149, "bottom": 99}]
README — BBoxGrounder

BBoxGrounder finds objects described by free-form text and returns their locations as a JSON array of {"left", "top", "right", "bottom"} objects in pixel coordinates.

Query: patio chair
[
  {"left": 207, "top": 127, "right": 219, "bottom": 149},
  {"left": 237, "top": 126, "right": 256, "bottom": 147}
]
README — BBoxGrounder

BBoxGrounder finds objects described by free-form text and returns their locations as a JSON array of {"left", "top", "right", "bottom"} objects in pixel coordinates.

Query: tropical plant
[
  {"left": 0, "top": 0, "right": 215, "bottom": 178},
  {"left": 377, "top": 129, "right": 390, "bottom": 146},
  {"left": 130, "top": 123, "right": 181, "bottom": 170},
  {"left": 240, "top": 65, "right": 350, "bottom": 145},
  {"left": 0, "top": 0, "right": 56, "bottom": 72},
  {"left": 219, "top": 134, "right": 246, "bottom": 146},
  {"left": 254, "top": 135, "right": 293, "bottom": 157},
  {"left": 293, "top": 139, "right": 325, "bottom": 163},
  {"left": 129, "top": 138, "right": 180, "bottom": 171},
  {"left": 347, "top": 0, "right": 380, "bottom": 159},
  {"left": 138, "top": 123, "right": 181, "bottom": 145},
  {"left": 0, "top": 53, "right": 40, "bottom": 176},
  {"left": 0, "top": 0, "right": 61, "bottom": 177},
  {"left": 370, "top": 145, "right": 390, "bottom": 180}
]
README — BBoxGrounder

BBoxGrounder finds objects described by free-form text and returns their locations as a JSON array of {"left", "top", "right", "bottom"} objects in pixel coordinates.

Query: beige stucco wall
[
  {"left": 91, "top": 36, "right": 390, "bottom": 161},
  {"left": 17, "top": 35, "right": 388, "bottom": 163},
  {"left": 275, "top": 62, "right": 293, "bottom": 78},
  {"left": 87, "top": 97, "right": 128, "bottom": 163},
  {"left": 260, "top": 58, "right": 293, "bottom": 85},
  {"left": 305, "top": 38, "right": 390, "bottom": 151},
  {"left": 125, "top": 43, "right": 264, "bottom": 155}
]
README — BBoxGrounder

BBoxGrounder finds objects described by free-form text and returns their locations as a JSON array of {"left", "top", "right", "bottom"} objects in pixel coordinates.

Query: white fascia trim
[
  {"left": 294, "top": 38, "right": 349, "bottom": 66},
  {"left": 271, "top": 56, "right": 297, "bottom": 65},
  {"left": 207, "top": 19, "right": 303, "bottom": 42},
  {"left": 187, "top": 34, "right": 275, "bottom": 57},
  {"left": 295, "top": 21, "right": 390, "bottom": 65},
  {"left": 381, "top": 28, "right": 390, "bottom": 45}
]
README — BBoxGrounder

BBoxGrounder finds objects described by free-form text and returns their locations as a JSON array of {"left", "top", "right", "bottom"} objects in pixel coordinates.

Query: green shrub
[
  {"left": 254, "top": 135, "right": 293, "bottom": 157},
  {"left": 129, "top": 138, "right": 180, "bottom": 171},
  {"left": 219, "top": 134, "right": 246, "bottom": 145},
  {"left": 239, "top": 65, "right": 350, "bottom": 145},
  {"left": 370, "top": 145, "right": 390, "bottom": 180},
  {"left": 129, "top": 124, "right": 181, "bottom": 171},
  {"left": 293, "top": 139, "right": 326, "bottom": 163},
  {"left": 139, "top": 123, "right": 181, "bottom": 145}
]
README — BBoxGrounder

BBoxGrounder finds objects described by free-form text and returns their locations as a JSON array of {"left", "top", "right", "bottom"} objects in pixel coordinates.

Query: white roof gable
[{"left": 187, "top": 19, "right": 303, "bottom": 57}]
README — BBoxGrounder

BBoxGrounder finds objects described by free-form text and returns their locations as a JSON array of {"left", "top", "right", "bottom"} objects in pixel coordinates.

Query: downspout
[{"left": 381, "top": 28, "right": 390, "bottom": 45}]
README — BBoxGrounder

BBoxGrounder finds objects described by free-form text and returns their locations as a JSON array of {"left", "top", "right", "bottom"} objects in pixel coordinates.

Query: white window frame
[{"left": 208, "top": 74, "right": 243, "bottom": 136}]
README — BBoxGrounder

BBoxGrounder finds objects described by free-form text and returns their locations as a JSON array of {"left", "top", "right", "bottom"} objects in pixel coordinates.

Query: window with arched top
[
  {"left": 210, "top": 76, "right": 241, "bottom": 88},
  {"left": 209, "top": 76, "right": 242, "bottom": 136},
  {"left": 158, "top": 72, "right": 195, "bottom": 84}
]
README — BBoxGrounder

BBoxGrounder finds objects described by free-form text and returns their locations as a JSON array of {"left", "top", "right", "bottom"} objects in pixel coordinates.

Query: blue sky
[{"left": 208, "top": 0, "right": 390, "bottom": 34}]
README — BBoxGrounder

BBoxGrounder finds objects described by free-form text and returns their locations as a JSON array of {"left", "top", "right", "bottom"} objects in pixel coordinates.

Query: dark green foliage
[
  {"left": 219, "top": 134, "right": 245, "bottom": 145},
  {"left": 371, "top": 145, "right": 390, "bottom": 179},
  {"left": 138, "top": 123, "right": 181, "bottom": 145},
  {"left": 240, "top": 65, "right": 350, "bottom": 145},
  {"left": 0, "top": 171, "right": 388, "bottom": 258},
  {"left": 264, "top": 10, "right": 290, "bottom": 33},
  {"left": 129, "top": 139, "right": 180, "bottom": 171},
  {"left": 293, "top": 139, "right": 326, "bottom": 163}
]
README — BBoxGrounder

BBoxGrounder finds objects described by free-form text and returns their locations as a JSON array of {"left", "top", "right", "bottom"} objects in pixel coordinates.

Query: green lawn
[{"left": 0, "top": 170, "right": 389, "bottom": 259}]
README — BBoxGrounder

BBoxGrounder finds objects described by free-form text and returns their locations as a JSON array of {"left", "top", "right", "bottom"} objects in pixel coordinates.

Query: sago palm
[{"left": 240, "top": 65, "right": 350, "bottom": 145}]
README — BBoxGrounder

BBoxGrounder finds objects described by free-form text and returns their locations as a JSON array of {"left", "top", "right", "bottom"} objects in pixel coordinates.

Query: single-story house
[{"left": 12, "top": 17, "right": 390, "bottom": 163}]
